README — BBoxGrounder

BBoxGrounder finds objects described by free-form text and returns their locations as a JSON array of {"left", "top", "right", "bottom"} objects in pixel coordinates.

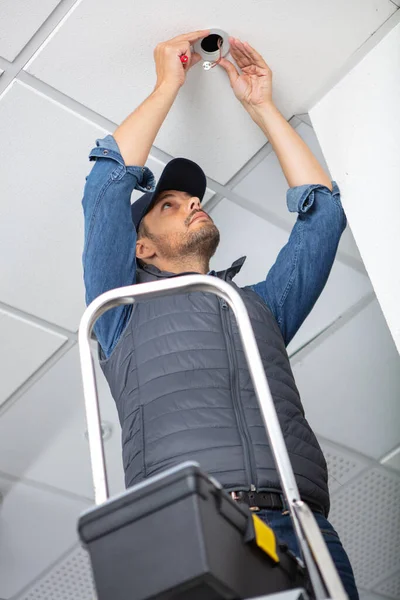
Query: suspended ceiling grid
[{"left": 0, "top": 0, "right": 399, "bottom": 598}]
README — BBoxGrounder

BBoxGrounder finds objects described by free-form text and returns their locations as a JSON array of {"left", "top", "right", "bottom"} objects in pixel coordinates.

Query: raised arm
[
  {"left": 82, "top": 133, "right": 154, "bottom": 360},
  {"left": 219, "top": 37, "right": 332, "bottom": 191},
  {"left": 219, "top": 39, "right": 346, "bottom": 345},
  {"left": 245, "top": 91, "right": 346, "bottom": 347},
  {"left": 250, "top": 181, "right": 346, "bottom": 346},
  {"left": 82, "top": 84, "right": 179, "bottom": 358},
  {"left": 81, "top": 30, "right": 209, "bottom": 359}
]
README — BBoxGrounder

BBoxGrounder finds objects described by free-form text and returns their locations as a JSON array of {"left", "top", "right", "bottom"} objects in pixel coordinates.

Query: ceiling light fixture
[{"left": 193, "top": 28, "right": 231, "bottom": 71}]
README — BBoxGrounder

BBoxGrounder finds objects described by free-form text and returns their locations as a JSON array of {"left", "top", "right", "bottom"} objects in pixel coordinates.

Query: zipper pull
[
  {"left": 220, "top": 299, "right": 228, "bottom": 310},
  {"left": 250, "top": 484, "right": 256, "bottom": 492}
]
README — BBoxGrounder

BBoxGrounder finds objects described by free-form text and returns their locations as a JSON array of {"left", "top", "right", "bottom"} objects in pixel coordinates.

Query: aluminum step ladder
[{"left": 77, "top": 275, "right": 348, "bottom": 600}]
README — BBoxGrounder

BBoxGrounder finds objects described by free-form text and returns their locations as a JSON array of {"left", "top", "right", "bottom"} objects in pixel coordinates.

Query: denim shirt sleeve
[
  {"left": 81, "top": 134, "right": 156, "bottom": 357},
  {"left": 250, "top": 181, "right": 347, "bottom": 347}
]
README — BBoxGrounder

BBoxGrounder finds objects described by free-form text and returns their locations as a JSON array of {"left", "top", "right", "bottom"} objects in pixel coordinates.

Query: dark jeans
[{"left": 256, "top": 509, "right": 359, "bottom": 600}]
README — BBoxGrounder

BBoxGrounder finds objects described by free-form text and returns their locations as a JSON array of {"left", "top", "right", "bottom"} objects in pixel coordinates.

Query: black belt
[{"left": 230, "top": 490, "right": 324, "bottom": 514}]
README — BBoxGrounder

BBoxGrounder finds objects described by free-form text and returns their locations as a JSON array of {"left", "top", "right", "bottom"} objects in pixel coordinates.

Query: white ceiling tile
[
  {"left": 381, "top": 445, "right": 400, "bottom": 473},
  {"left": 318, "top": 438, "right": 370, "bottom": 495},
  {"left": 0, "top": 81, "right": 108, "bottom": 331},
  {"left": 285, "top": 259, "right": 372, "bottom": 356},
  {"left": 292, "top": 299, "right": 400, "bottom": 458},
  {"left": 210, "top": 198, "right": 290, "bottom": 279},
  {"left": 0, "top": 308, "right": 66, "bottom": 407},
  {"left": 209, "top": 198, "right": 373, "bottom": 354},
  {"left": 359, "top": 590, "right": 398, "bottom": 600},
  {"left": 18, "top": 545, "right": 96, "bottom": 600},
  {"left": 373, "top": 571, "right": 400, "bottom": 599},
  {"left": 25, "top": 0, "right": 396, "bottom": 183},
  {"left": 233, "top": 122, "right": 364, "bottom": 265},
  {"left": 0, "top": 344, "right": 125, "bottom": 501},
  {"left": 297, "top": 114, "right": 312, "bottom": 127},
  {"left": 328, "top": 467, "right": 400, "bottom": 589},
  {"left": 0, "top": 474, "right": 90, "bottom": 598},
  {"left": 233, "top": 122, "right": 328, "bottom": 221},
  {"left": 0, "top": 0, "right": 60, "bottom": 62}
]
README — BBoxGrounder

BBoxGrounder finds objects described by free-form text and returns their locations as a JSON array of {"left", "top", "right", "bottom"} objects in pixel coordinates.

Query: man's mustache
[{"left": 185, "top": 209, "right": 212, "bottom": 227}]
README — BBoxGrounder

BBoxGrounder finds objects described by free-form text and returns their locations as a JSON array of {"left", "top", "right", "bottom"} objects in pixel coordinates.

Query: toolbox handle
[{"left": 78, "top": 274, "right": 347, "bottom": 600}]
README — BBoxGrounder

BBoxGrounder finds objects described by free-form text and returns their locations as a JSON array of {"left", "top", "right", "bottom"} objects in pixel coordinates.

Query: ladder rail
[{"left": 78, "top": 274, "right": 347, "bottom": 600}]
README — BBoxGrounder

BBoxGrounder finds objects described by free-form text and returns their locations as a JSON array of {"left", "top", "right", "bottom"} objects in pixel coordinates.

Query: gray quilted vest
[{"left": 99, "top": 257, "right": 330, "bottom": 516}]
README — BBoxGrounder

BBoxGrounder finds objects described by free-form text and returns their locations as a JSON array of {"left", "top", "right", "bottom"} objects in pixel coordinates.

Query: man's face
[{"left": 138, "top": 189, "right": 220, "bottom": 262}]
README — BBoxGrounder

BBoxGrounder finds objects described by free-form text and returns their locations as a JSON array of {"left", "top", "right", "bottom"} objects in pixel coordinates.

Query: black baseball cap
[{"left": 131, "top": 157, "right": 207, "bottom": 230}]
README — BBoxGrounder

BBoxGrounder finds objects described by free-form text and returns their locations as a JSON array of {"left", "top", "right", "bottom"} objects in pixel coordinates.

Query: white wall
[{"left": 309, "top": 13, "right": 400, "bottom": 355}]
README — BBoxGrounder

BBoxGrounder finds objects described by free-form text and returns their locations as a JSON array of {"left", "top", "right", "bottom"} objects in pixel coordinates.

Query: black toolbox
[{"left": 78, "top": 462, "right": 308, "bottom": 600}]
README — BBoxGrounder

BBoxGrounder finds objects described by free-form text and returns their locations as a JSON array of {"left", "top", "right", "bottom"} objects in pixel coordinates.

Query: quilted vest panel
[{"left": 99, "top": 258, "right": 330, "bottom": 515}]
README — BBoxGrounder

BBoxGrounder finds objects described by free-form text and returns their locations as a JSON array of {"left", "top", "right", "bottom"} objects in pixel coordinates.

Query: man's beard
[{"left": 153, "top": 221, "right": 220, "bottom": 263}]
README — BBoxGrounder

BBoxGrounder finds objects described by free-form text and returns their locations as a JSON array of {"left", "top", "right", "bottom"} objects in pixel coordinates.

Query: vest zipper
[{"left": 219, "top": 298, "right": 257, "bottom": 491}]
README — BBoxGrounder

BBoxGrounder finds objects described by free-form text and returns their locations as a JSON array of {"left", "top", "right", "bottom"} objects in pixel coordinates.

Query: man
[{"left": 82, "top": 30, "right": 358, "bottom": 599}]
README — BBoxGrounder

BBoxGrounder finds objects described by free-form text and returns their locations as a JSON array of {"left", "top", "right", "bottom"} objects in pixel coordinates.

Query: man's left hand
[{"left": 218, "top": 37, "right": 273, "bottom": 112}]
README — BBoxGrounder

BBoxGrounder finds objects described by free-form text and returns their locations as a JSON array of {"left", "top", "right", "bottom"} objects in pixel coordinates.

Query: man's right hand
[{"left": 153, "top": 29, "right": 210, "bottom": 91}]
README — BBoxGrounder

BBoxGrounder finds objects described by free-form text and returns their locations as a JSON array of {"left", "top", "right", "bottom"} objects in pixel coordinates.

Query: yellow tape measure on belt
[{"left": 252, "top": 514, "right": 280, "bottom": 563}]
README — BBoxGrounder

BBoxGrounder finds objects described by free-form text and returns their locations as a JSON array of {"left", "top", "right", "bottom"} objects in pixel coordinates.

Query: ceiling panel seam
[
  {"left": 0, "top": 469, "right": 93, "bottom": 505},
  {"left": 322, "top": 436, "right": 377, "bottom": 498},
  {"left": 201, "top": 192, "right": 224, "bottom": 213},
  {"left": 0, "top": 300, "right": 77, "bottom": 340},
  {"left": 318, "top": 436, "right": 378, "bottom": 474},
  {"left": 0, "top": 0, "right": 80, "bottom": 98},
  {"left": 289, "top": 292, "right": 376, "bottom": 364},
  {"left": 295, "top": 113, "right": 312, "bottom": 127},
  {"left": 0, "top": 64, "right": 23, "bottom": 99},
  {"left": 23, "top": 0, "right": 85, "bottom": 72},
  {"left": 210, "top": 184, "right": 303, "bottom": 230},
  {"left": 15, "top": 70, "right": 169, "bottom": 163},
  {"left": 0, "top": 339, "right": 75, "bottom": 419},
  {"left": 203, "top": 121, "right": 297, "bottom": 212},
  {"left": 306, "top": 8, "right": 400, "bottom": 116},
  {"left": 0, "top": 57, "right": 12, "bottom": 71},
  {"left": 328, "top": 463, "right": 399, "bottom": 504},
  {"left": 328, "top": 463, "right": 372, "bottom": 498},
  {"left": 379, "top": 445, "right": 400, "bottom": 464},
  {"left": 219, "top": 130, "right": 286, "bottom": 189},
  {"left": 350, "top": 6, "right": 400, "bottom": 57}
]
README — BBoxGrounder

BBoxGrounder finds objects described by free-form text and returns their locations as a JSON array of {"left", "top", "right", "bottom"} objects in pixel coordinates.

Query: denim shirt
[{"left": 82, "top": 134, "right": 347, "bottom": 358}]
